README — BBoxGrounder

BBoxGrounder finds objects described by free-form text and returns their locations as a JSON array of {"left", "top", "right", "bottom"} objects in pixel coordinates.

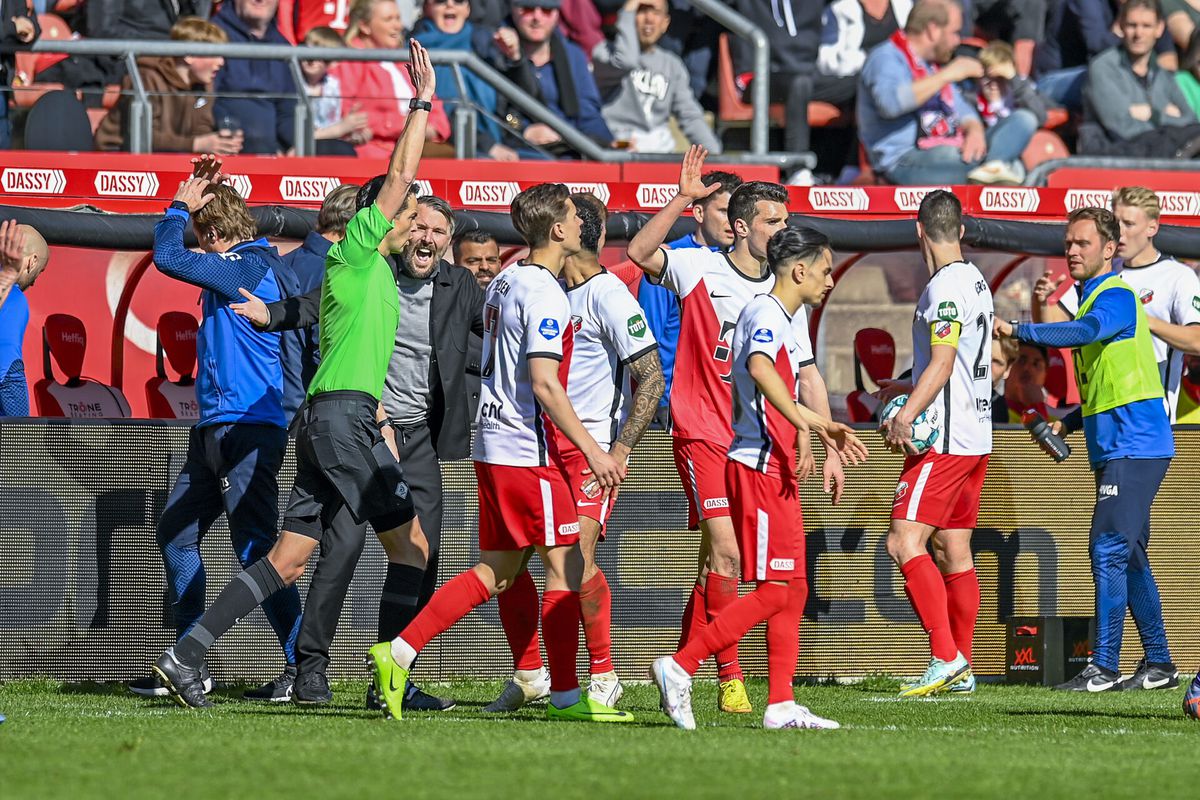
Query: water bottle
[{"left": 1021, "top": 410, "right": 1071, "bottom": 462}]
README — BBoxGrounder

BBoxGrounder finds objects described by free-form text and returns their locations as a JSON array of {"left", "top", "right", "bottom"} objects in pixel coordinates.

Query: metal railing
[
  {"left": 5, "top": 33, "right": 803, "bottom": 168},
  {"left": 689, "top": 0, "right": 770, "bottom": 155}
]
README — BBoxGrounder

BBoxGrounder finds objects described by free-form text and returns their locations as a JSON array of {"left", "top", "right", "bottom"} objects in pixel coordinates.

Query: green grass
[{"left": 0, "top": 677, "right": 1196, "bottom": 799}]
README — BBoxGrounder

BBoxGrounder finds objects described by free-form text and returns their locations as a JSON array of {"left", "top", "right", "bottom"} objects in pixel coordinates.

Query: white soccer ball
[{"left": 878, "top": 394, "right": 941, "bottom": 454}]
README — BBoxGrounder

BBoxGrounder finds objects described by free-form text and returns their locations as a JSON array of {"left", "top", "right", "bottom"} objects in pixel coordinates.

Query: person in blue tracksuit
[
  {"left": 996, "top": 206, "right": 1177, "bottom": 693},
  {"left": 638, "top": 170, "right": 742, "bottom": 423},
  {"left": 128, "top": 178, "right": 304, "bottom": 703}
]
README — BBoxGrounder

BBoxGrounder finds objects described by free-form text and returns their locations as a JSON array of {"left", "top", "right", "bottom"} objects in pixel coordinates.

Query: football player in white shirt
[
  {"left": 485, "top": 193, "right": 665, "bottom": 713},
  {"left": 1033, "top": 186, "right": 1200, "bottom": 425},
  {"left": 651, "top": 227, "right": 866, "bottom": 731},
  {"left": 628, "top": 146, "right": 848, "bottom": 713},
  {"left": 368, "top": 184, "right": 631, "bottom": 724},
  {"left": 878, "top": 190, "right": 994, "bottom": 698}
]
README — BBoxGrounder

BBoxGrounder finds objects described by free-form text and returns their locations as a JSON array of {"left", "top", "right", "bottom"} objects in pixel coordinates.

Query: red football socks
[
  {"left": 678, "top": 581, "right": 707, "bottom": 650},
  {"left": 497, "top": 570, "right": 543, "bottom": 671},
  {"left": 704, "top": 573, "right": 744, "bottom": 681},
  {"left": 579, "top": 571, "right": 613, "bottom": 673},
  {"left": 901, "top": 554, "right": 958, "bottom": 662},
  {"left": 675, "top": 581, "right": 788, "bottom": 675},
  {"left": 541, "top": 590, "right": 582, "bottom": 692},
  {"left": 399, "top": 569, "right": 490, "bottom": 652},
  {"left": 943, "top": 567, "right": 980, "bottom": 665},
  {"left": 765, "top": 578, "right": 807, "bottom": 705}
]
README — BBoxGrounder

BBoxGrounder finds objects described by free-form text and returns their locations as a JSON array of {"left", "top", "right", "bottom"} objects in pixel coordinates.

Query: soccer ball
[{"left": 878, "top": 395, "right": 941, "bottom": 454}]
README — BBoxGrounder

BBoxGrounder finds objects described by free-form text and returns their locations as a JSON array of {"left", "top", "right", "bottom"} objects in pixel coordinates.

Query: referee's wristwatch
[
  {"left": 409, "top": 98, "right": 432, "bottom": 113},
  {"left": 1008, "top": 320, "right": 1021, "bottom": 340}
]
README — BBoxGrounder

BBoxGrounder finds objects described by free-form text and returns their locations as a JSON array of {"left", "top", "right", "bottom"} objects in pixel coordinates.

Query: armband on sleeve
[{"left": 930, "top": 320, "right": 961, "bottom": 347}]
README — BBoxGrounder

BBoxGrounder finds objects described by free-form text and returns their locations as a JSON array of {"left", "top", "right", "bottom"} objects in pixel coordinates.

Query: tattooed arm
[{"left": 610, "top": 348, "right": 666, "bottom": 463}]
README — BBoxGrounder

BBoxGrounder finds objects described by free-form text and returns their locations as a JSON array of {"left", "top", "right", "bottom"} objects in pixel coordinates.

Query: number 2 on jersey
[{"left": 972, "top": 312, "right": 992, "bottom": 381}]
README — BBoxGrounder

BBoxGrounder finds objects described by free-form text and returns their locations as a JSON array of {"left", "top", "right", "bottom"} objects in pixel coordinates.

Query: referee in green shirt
[{"left": 151, "top": 40, "right": 437, "bottom": 709}]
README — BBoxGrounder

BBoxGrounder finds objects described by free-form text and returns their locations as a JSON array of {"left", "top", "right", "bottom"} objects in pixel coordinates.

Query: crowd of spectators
[{"left": 5, "top": 0, "right": 1200, "bottom": 182}]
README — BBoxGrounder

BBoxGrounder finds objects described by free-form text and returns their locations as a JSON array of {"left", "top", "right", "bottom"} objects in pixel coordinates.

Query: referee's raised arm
[{"left": 372, "top": 38, "right": 437, "bottom": 222}]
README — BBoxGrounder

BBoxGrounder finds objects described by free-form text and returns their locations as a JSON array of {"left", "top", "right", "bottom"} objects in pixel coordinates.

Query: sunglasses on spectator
[
  {"left": 515, "top": 6, "right": 557, "bottom": 15},
  {"left": 431, "top": 0, "right": 469, "bottom": 5}
]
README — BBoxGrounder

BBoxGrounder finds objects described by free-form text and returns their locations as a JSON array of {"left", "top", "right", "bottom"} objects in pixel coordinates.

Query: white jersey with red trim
[
  {"left": 1059, "top": 253, "right": 1200, "bottom": 421},
  {"left": 912, "top": 260, "right": 993, "bottom": 456},
  {"left": 653, "top": 247, "right": 789, "bottom": 444},
  {"left": 473, "top": 263, "right": 574, "bottom": 467},
  {"left": 728, "top": 294, "right": 815, "bottom": 474},
  {"left": 555, "top": 270, "right": 659, "bottom": 452}
]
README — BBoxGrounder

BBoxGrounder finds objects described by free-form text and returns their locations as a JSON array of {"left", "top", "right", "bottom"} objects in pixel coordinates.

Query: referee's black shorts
[{"left": 283, "top": 390, "right": 415, "bottom": 539}]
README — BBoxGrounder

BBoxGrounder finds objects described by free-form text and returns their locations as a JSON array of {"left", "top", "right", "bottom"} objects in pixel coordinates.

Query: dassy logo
[
  {"left": 1139, "top": 287, "right": 1154, "bottom": 305},
  {"left": 2, "top": 168, "right": 66, "bottom": 194},
  {"left": 937, "top": 301, "right": 958, "bottom": 321},
  {"left": 627, "top": 314, "right": 647, "bottom": 338},
  {"left": 565, "top": 182, "right": 612, "bottom": 204},
  {"left": 1157, "top": 191, "right": 1200, "bottom": 217},
  {"left": 95, "top": 171, "right": 160, "bottom": 197},
  {"left": 703, "top": 497, "right": 730, "bottom": 510},
  {"left": 769, "top": 558, "right": 795, "bottom": 571},
  {"left": 893, "top": 186, "right": 949, "bottom": 212},
  {"left": 458, "top": 181, "right": 520, "bottom": 206},
  {"left": 225, "top": 174, "right": 253, "bottom": 199},
  {"left": 558, "top": 522, "right": 581, "bottom": 536},
  {"left": 979, "top": 187, "right": 1040, "bottom": 213},
  {"left": 808, "top": 187, "right": 869, "bottom": 212},
  {"left": 1064, "top": 189, "right": 1111, "bottom": 211},
  {"left": 636, "top": 183, "right": 677, "bottom": 208},
  {"left": 1013, "top": 647, "right": 1038, "bottom": 666},
  {"left": 278, "top": 176, "right": 340, "bottom": 202}
]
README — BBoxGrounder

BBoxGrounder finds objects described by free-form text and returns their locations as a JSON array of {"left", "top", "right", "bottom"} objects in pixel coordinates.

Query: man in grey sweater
[{"left": 593, "top": 0, "right": 721, "bottom": 154}]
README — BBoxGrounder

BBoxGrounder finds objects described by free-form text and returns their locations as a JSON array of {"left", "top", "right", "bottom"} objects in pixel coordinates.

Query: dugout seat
[
  {"left": 845, "top": 328, "right": 896, "bottom": 423},
  {"left": 34, "top": 313, "right": 131, "bottom": 418},
  {"left": 145, "top": 312, "right": 199, "bottom": 420},
  {"left": 23, "top": 89, "right": 93, "bottom": 151}
]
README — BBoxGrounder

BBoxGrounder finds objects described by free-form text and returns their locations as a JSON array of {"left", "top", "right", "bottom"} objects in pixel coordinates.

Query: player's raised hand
[
  {"left": 0, "top": 219, "right": 27, "bottom": 279},
  {"left": 231, "top": 288, "right": 270, "bottom": 328},
  {"left": 678, "top": 145, "right": 720, "bottom": 202},
  {"left": 795, "top": 428, "right": 816, "bottom": 482},
  {"left": 173, "top": 177, "right": 216, "bottom": 213},
  {"left": 407, "top": 38, "right": 436, "bottom": 102},
  {"left": 1033, "top": 269, "right": 1065, "bottom": 304},
  {"left": 191, "top": 154, "right": 223, "bottom": 182},
  {"left": 826, "top": 422, "right": 869, "bottom": 465}
]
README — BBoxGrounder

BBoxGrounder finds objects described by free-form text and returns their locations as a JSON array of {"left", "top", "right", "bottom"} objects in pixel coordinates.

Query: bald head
[{"left": 18, "top": 224, "right": 48, "bottom": 289}]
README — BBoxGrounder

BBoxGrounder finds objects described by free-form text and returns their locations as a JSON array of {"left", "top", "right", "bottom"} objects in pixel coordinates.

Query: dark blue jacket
[
  {"left": 274, "top": 231, "right": 330, "bottom": 421},
  {"left": 212, "top": 3, "right": 296, "bottom": 154},
  {"left": 153, "top": 207, "right": 285, "bottom": 428},
  {"left": 528, "top": 32, "right": 613, "bottom": 144}
]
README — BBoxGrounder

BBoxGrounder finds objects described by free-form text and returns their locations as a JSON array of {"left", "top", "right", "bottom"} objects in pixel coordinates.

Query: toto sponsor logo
[
  {"left": 94, "top": 171, "right": 160, "bottom": 197},
  {"left": 278, "top": 176, "right": 340, "bottom": 202},
  {"left": 225, "top": 174, "right": 253, "bottom": 199},
  {"left": 979, "top": 187, "right": 1040, "bottom": 213},
  {"left": 1158, "top": 192, "right": 1200, "bottom": 217},
  {"left": 809, "top": 187, "right": 869, "bottom": 212},
  {"left": 1064, "top": 189, "right": 1110, "bottom": 211},
  {"left": 893, "top": 186, "right": 949, "bottom": 211},
  {"left": 2, "top": 168, "right": 66, "bottom": 194},
  {"left": 636, "top": 183, "right": 678, "bottom": 208},
  {"left": 565, "top": 182, "right": 611, "bottom": 204},
  {"left": 458, "top": 181, "right": 520, "bottom": 206}
]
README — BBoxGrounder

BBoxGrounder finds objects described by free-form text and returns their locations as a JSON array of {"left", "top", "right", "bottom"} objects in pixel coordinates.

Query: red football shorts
[
  {"left": 559, "top": 447, "right": 614, "bottom": 534},
  {"left": 474, "top": 461, "right": 580, "bottom": 550},
  {"left": 674, "top": 437, "right": 732, "bottom": 529},
  {"left": 725, "top": 459, "right": 805, "bottom": 583},
  {"left": 891, "top": 451, "right": 990, "bottom": 529}
]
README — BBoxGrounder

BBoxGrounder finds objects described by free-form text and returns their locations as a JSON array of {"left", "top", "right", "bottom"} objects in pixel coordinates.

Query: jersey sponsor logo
[
  {"left": 979, "top": 187, "right": 1040, "bottom": 213},
  {"left": 1139, "top": 287, "right": 1154, "bottom": 305},
  {"left": 2, "top": 168, "right": 66, "bottom": 194},
  {"left": 558, "top": 521, "right": 581, "bottom": 536},
  {"left": 479, "top": 400, "right": 504, "bottom": 431},
  {"left": 538, "top": 318, "right": 561, "bottom": 339},
  {"left": 702, "top": 497, "right": 729, "bottom": 510},
  {"left": 937, "top": 301, "right": 959, "bottom": 321},
  {"left": 934, "top": 320, "right": 953, "bottom": 339},
  {"left": 1158, "top": 191, "right": 1200, "bottom": 217},
  {"left": 94, "top": 171, "right": 160, "bottom": 197},
  {"left": 627, "top": 314, "right": 647, "bottom": 338},
  {"left": 1064, "top": 189, "right": 1111, "bottom": 211},
  {"left": 893, "top": 186, "right": 949, "bottom": 212},
  {"left": 636, "top": 183, "right": 678, "bottom": 208},
  {"left": 769, "top": 558, "right": 795, "bottom": 571},
  {"left": 564, "top": 182, "right": 611, "bottom": 204},
  {"left": 458, "top": 181, "right": 520, "bottom": 206},
  {"left": 752, "top": 327, "right": 774, "bottom": 343},
  {"left": 1192, "top": 296, "right": 1200, "bottom": 312},
  {"left": 809, "top": 187, "right": 869, "bottom": 212},
  {"left": 278, "top": 176, "right": 340, "bottom": 202}
]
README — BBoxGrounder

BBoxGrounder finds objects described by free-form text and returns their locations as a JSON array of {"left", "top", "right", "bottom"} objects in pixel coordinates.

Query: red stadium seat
[
  {"left": 1022, "top": 129, "right": 1071, "bottom": 171},
  {"left": 145, "top": 312, "right": 199, "bottom": 420},
  {"left": 13, "top": 13, "right": 72, "bottom": 85},
  {"left": 854, "top": 328, "right": 896, "bottom": 387},
  {"left": 34, "top": 313, "right": 131, "bottom": 418},
  {"left": 846, "top": 389, "right": 881, "bottom": 423}
]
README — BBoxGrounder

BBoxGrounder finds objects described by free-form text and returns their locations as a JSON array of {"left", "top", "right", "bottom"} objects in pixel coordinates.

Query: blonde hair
[
  {"left": 1111, "top": 186, "right": 1161, "bottom": 222},
  {"left": 979, "top": 41, "right": 1015, "bottom": 71},
  {"left": 193, "top": 185, "right": 257, "bottom": 243},
  {"left": 346, "top": 0, "right": 396, "bottom": 43},
  {"left": 170, "top": 17, "right": 228, "bottom": 44},
  {"left": 304, "top": 25, "right": 345, "bottom": 49}
]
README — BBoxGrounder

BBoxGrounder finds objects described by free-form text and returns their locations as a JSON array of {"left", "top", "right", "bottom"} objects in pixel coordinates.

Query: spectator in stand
[
  {"left": 990, "top": 335, "right": 1019, "bottom": 424},
  {"left": 0, "top": 222, "right": 49, "bottom": 417},
  {"left": 637, "top": 170, "right": 741, "bottom": 421},
  {"left": 212, "top": 0, "right": 299, "bottom": 155},
  {"left": 972, "top": 40, "right": 1049, "bottom": 181},
  {"left": 299, "top": 26, "right": 373, "bottom": 156},
  {"left": 334, "top": 0, "right": 453, "bottom": 159},
  {"left": 0, "top": 1, "right": 37, "bottom": 148},
  {"left": 650, "top": 0, "right": 722, "bottom": 105},
  {"left": 96, "top": 18, "right": 242, "bottom": 154},
  {"left": 593, "top": 0, "right": 721, "bottom": 154},
  {"left": 454, "top": 229, "right": 504, "bottom": 289},
  {"left": 559, "top": 0, "right": 605, "bottom": 56},
  {"left": 819, "top": 0, "right": 912, "bottom": 82},
  {"left": 496, "top": 0, "right": 614, "bottom": 155},
  {"left": 1080, "top": 0, "right": 1200, "bottom": 158},
  {"left": 732, "top": 0, "right": 857, "bottom": 177},
  {"left": 968, "top": 0, "right": 1046, "bottom": 77},
  {"left": 1163, "top": 0, "right": 1200, "bottom": 51},
  {"left": 1177, "top": 28, "right": 1200, "bottom": 114},
  {"left": 1035, "top": 0, "right": 1178, "bottom": 111},
  {"left": 277, "top": 0, "right": 350, "bottom": 42},
  {"left": 858, "top": 0, "right": 1036, "bottom": 186},
  {"left": 413, "top": 0, "right": 522, "bottom": 161}
]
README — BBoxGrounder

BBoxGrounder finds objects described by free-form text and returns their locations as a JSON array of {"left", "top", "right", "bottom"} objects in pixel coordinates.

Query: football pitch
[{"left": 0, "top": 677, "right": 1194, "bottom": 799}]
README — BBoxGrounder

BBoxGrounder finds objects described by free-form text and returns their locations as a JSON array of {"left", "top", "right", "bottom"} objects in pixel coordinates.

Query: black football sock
[
  {"left": 175, "top": 559, "right": 285, "bottom": 668},
  {"left": 378, "top": 563, "right": 425, "bottom": 643}
]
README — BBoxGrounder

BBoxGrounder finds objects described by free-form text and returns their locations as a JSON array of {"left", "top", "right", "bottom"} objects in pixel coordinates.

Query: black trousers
[
  {"left": 751, "top": 72, "right": 858, "bottom": 156},
  {"left": 395, "top": 421, "right": 444, "bottom": 608}
]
